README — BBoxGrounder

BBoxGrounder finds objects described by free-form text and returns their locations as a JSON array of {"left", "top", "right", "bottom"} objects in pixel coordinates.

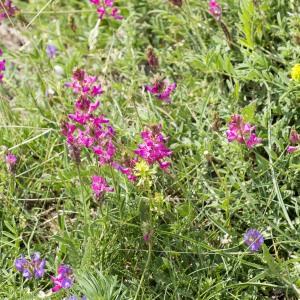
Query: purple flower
[
  {"left": 91, "top": 175, "right": 113, "bottom": 198},
  {"left": 0, "top": 1, "right": 17, "bottom": 22},
  {"left": 287, "top": 129, "right": 300, "bottom": 153},
  {"left": 5, "top": 152, "right": 17, "bottom": 173},
  {"left": 90, "top": 0, "right": 123, "bottom": 20},
  {"left": 226, "top": 114, "right": 262, "bottom": 149},
  {"left": 0, "top": 48, "right": 6, "bottom": 83},
  {"left": 134, "top": 125, "right": 172, "bottom": 170},
  {"left": 51, "top": 264, "right": 73, "bottom": 293},
  {"left": 208, "top": 0, "right": 222, "bottom": 21},
  {"left": 46, "top": 44, "right": 57, "bottom": 59},
  {"left": 145, "top": 80, "right": 176, "bottom": 103},
  {"left": 287, "top": 145, "right": 299, "bottom": 153},
  {"left": 15, "top": 253, "right": 46, "bottom": 279},
  {"left": 244, "top": 229, "right": 264, "bottom": 252}
]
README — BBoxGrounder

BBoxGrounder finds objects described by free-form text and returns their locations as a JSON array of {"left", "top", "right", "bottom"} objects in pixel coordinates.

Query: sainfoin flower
[
  {"left": 91, "top": 175, "right": 113, "bottom": 197},
  {"left": 291, "top": 64, "right": 300, "bottom": 81},
  {"left": 287, "top": 128, "right": 300, "bottom": 153},
  {"left": 0, "top": 0, "right": 17, "bottom": 22},
  {"left": 15, "top": 253, "right": 46, "bottom": 279},
  {"left": 46, "top": 44, "right": 57, "bottom": 59},
  {"left": 145, "top": 80, "right": 176, "bottom": 103},
  {"left": 89, "top": 0, "right": 123, "bottom": 20},
  {"left": 226, "top": 114, "right": 262, "bottom": 149},
  {"left": 243, "top": 229, "right": 264, "bottom": 252},
  {"left": 0, "top": 48, "right": 6, "bottom": 82},
  {"left": 208, "top": 0, "right": 222, "bottom": 21},
  {"left": 135, "top": 125, "right": 172, "bottom": 170},
  {"left": 5, "top": 152, "right": 17, "bottom": 173},
  {"left": 51, "top": 264, "right": 73, "bottom": 292}
]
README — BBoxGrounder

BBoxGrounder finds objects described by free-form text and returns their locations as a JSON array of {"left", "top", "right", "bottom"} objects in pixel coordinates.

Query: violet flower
[
  {"left": 134, "top": 125, "right": 172, "bottom": 170},
  {"left": 51, "top": 264, "right": 73, "bottom": 293},
  {"left": 145, "top": 80, "right": 176, "bottom": 103},
  {"left": 15, "top": 253, "right": 46, "bottom": 279},
  {"left": 208, "top": 0, "right": 222, "bottom": 21},
  {"left": 0, "top": 48, "right": 6, "bottom": 83},
  {"left": 91, "top": 175, "right": 113, "bottom": 198},
  {"left": 5, "top": 152, "right": 17, "bottom": 173},
  {"left": 89, "top": 0, "right": 123, "bottom": 20},
  {"left": 46, "top": 44, "right": 57, "bottom": 59},
  {"left": 287, "top": 129, "right": 300, "bottom": 153},
  {"left": 0, "top": 0, "right": 17, "bottom": 22},
  {"left": 226, "top": 114, "right": 262, "bottom": 149},
  {"left": 244, "top": 229, "right": 264, "bottom": 252}
]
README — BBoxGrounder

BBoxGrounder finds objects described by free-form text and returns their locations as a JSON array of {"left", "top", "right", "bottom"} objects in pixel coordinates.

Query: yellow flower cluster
[{"left": 291, "top": 64, "right": 300, "bottom": 81}]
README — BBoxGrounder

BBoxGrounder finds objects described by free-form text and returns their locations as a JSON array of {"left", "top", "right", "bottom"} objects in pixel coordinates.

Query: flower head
[
  {"left": 145, "top": 80, "right": 176, "bottom": 103},
  {"left": 208, "top": 0, "right": 222, "bottom": 21},
  {"left": 90, "top": 0, "right": 123, "bottom": 20},
  {"left": 291, "top": 64, "right": 300, "bottom": 81},
  {"left": 91, "top": 175, "right": 113, "bottom": 198},
  {"left": 0, "top": 0, "right": 17, "bottom": 22},
  {"left": 287, "top": 129, "right": 300, "bottom": 153},
  {"left": 5, "top": 152, "right": 17, "bottom": 173},
  {"left": 0, "top": 49, "right": 6, "bottom": 83},
  {"left": 51, "top": 264, "right": 73, "bottom": 293},
  {"left": 46, "top": 44, "right": 57, "bottom": 59},
  {"left": 134, "top": 125, "right": 172, "bottom": 170},
  {"left": 243, "top": 229, "right": 264, "bottom": 252},
  {"left": 226, "top": 114, "right": 262, "bottom": 149},
  {"left": 15, "top": 253, "right": 46, "bottom": 279}
]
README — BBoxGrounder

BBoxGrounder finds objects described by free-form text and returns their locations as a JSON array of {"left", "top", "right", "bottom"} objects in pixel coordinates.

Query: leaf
[
  {"left": 241, "top": 102, "right": 256, "bottom": 123},
  {"left": 262, "top": 244, "right": 281, "bottom": 276},
  {"left": 89, "top": 19, "right": 101, "bottom": 50}
]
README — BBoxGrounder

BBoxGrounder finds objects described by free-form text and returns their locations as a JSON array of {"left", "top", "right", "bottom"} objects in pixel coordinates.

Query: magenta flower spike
[
  {"left": 89, "top": 0, "right": 123, "bottom": 20},
  {"left": 135, "top": 125, "right": 172, "bottom": 170},
  {"left": 145, "top": 80, "right": 176, "bottom": 103},
  {"left": 208, "top": 0, "right": 222, "bottom": 21},
  {"left": 226, "top": 114, "right": 262, "bottom": 149},
  {"left": 91, "top": 175, "right": 113, "bottom": 198},
  {"left": 51, "top": 264, "right": 74, "bottom": 293},
  {"left": 0, "top": 48, "right": 6, "bottom": 83},
  {"left": 5, "top": 152, "right": 17, "bottom": 173},
  {"left": 0, "top": 0, "right": 17, "bottom": 22}
]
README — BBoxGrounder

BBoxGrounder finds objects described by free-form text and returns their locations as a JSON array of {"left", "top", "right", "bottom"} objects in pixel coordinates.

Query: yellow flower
[{"left": 291, "top": 64, "right": 300, "bottom": 81}]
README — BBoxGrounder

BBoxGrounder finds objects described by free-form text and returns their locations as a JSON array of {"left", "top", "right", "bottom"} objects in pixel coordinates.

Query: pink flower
[
  {"left": 90, "top": 0, "right": 122, "bottom": 20},
  {"left": 289, "top": 129, "right": 300, "bottom": 144},
  {"left": 208, "top": 0, "right": 222, "bottom": 21},
  {"left": 112, "top": 157, "right": 138, "bottom": 182},
  {"left": 111, "top": 7, "right": 123, "bottom": 20},
  {"left": 0, "top": 49, "right": 6, "bottom": 83},
  {"left": 287, "top": 146, "right": 299, "bottom": 153},
  {"left": 145, "top": 80, "right": 176, "bottom": 103},
  {"left": 51, "top": 265, "right": 73, "bottom": 293},
  {"left": 0, "top": 0, "right": 17, "bottom": 22},
  {"left": 135, "top": 125, "right": 172, "bottom": 170},
  {"left": 226, "top": 114, "right": 262, "bottom": 149},
  {"left": 91, "top": 175, "right": 113, "bottom": 197},
  {"left": 5, "top": 152, "right": 17, "bottom": 173}
]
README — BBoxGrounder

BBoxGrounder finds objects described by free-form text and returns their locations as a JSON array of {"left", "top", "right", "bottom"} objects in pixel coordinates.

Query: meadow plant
[
  {"left": 145, "top": 79, "right": 176, "bottom": 103},
  {"left": 89, "top": 0, "right": 123, "bottom": 20},
  {"left": 15, "top": 253, "right": 46, "bottom": 279},
  {"left": 91, "top": 175, "right": 113, "bottom": 198},
  {"left": 0, "top": 0, "right": 17, "bottom": 21},
  {"left": 291, "top": 64, "right": 300, "bottom": 81},
  {"left": 0, "top": 48, "right": 6, "bottom": 82},
  {"left": 46, "top": 44, "right": 57, "bottom": 59},
  {"left": 51, "top": 264, "right": 74, "bottom": 292},
  {"left": 226, "top": 114, "right": 262, "bottom": 149},
  {"left": 5, "top": 152, "right": 17, "bottom": 173},
  {"left": 243, "top": 229, "right": 264, "bottom": 252},
  {"left": 287, "top": 129, "right": 300, "bottom": 153}
]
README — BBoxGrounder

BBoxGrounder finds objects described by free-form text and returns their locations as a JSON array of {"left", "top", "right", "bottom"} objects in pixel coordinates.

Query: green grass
[{"left": 0, "top": 0, "right": 300, "bottom": 299}]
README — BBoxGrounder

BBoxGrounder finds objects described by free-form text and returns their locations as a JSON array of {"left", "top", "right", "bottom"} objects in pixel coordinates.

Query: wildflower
[
  {"left": 15, "top": 253, "right": 46, "bottom": 279},
  {"left": 147, "top": 48, "right": 159, "bottom": 70},
  {"left": 145, "top": 79, "right": 176, "bottom": 103},
  {"left": 0, "top": 49, "right": 6, "bottom": 83},
  {"left": 112, "top": 157, "right": 138, "bottom": 182},
  {"left": 287, "top": 129, "right": 300, "bottom": 153},
  {"left": 5, "top": 152, "right": 17, "bottom": 173},
  {"left": 51, "top": 264, "right": 73, "bottom": 293},
  {"left": 169, "top": 0, "right": 183, "bottom": 7},
  {"left": 46, "top": 44, "right": 57, "bottom": 59},
  {"left": 291, "top": 64, "right": 300, "bottom": 81},
  {"left": 0, "top": 0, "right": 17, "bottom": 22},
  {"left": 135, "top": 125, "right": 172, "bottom": 170},
  {"left": 243, "top": 228, "right": 264, "bottom": 252},
  {"left": 208, "top": 0, "right": 222, "bottom": 21},
  {"left": 226, "top": 114, "right": 262, "bottom": 149},
  {"left": 89, "top": 0, "right": 123, "bottom": 20},
  {"left": 91, "top": 175, "right": 113, "bottom": 198}
]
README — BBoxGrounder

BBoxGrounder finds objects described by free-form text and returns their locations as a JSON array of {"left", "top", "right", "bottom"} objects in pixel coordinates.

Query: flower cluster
[
  {"left": 15, "top": 253, "right": 46, "bottom": 279},
  {"left": 243, "top": 229, "right": 264, "bottom": 252},
  {"left": 291, "top": 64, "right": 300, "bottom": 81},
  {"left": 51, "top": 264, "right": 74, "bottom": 292},
  {"left": 63, "top": 69, "right": 115, "bottom": 167},
  {"left": 0, "top": 48, "right": 6, "bottom": 82},
  {"left": 208, "top": 0, "right": 222, "bottom": 21},
  {"left": 145, "top": 79, "right": 177, "bottom": 103},
  {"left": 46, "top": 44, "right": 57, "bottom": 59},
  {"left": 91, "top": 175, "right": 114, "bottom": 198},
  {"left": 0, "top": 0, "right": 17, "bottom": 22},
  {"left": 135, "top": 125, "right": 172, "bottom": 170},
  {"left": 287, "top": 129, "right": 300, "bottom": 153},
  {"left": 90, "top": 0, "right": 123, "bottom": 20},
  {"left": 5, "top": 152, "right": 17, "bottom": 173},
  {"left": 226, "top": 114, "right": 262, "bottom": 149}
]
